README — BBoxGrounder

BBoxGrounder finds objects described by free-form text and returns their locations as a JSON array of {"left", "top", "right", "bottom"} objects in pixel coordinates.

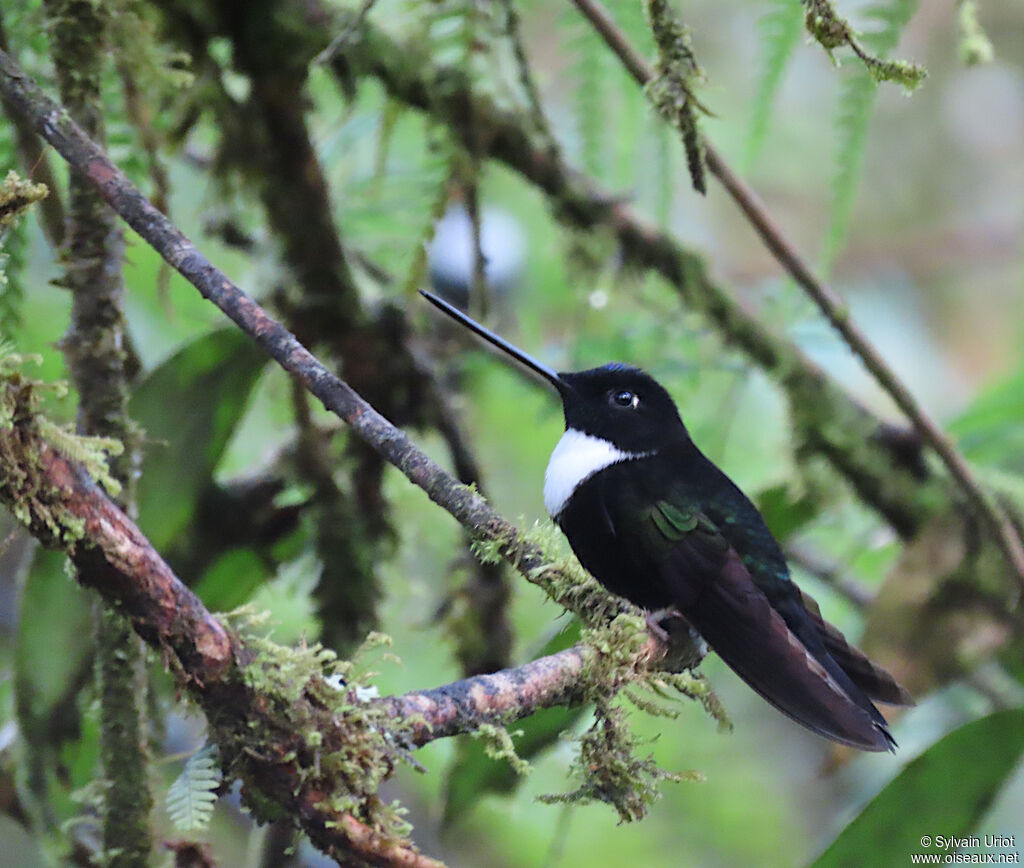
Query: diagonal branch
[
  {"left": 333, "top": 12, "right": 942, "bottom": 540},
  {"left": 0, "top": 44, "right": 630, "bottom": 630},
  {"left": 567, "top": 0, "right": 1024, "bottom": 590}
]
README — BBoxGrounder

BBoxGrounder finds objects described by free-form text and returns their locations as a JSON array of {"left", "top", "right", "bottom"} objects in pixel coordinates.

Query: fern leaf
[
  {"left": 820, "top": 67, "right": 875, "bottom": 277},
  {"left": 744, "top": 0, "right": 804, "bottom": 171},
  {"left": 166, "top": 743, "right": 221, "bottom": 833},
  {"left": 861, "top": 0, "right": 920, "bottom": 54},
  {"left": 820, "top": 0, "right": 920, "bottom": 274},
  {"left": 0, "top": 213, "right": 28, "bottom": 333},
  {"left": 563, "top": 8, "right": 610, "bottom": 178}
]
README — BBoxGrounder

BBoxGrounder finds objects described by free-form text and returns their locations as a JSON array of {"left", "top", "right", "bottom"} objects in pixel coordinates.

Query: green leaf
[
  {"left": 821, "top": 0, "right": 922, "bottom": 274},
  {"left": 755, "top": 483, "right": 819, "bottom": 542},
  {"left": 812, "top": 709, "right": 1024, "bottom": 867},
  {"left": 15, "top": 549, "right": 93, "bottom": 728},
  {"left": 949, "top": 367, "right": 1024, "bottom": 472},
  {"left": 131, "top": 328, "right": 267, "bottom": 551},
  {"left": 443, "top": 620, "right": 585, "bottom": 825},
  {"left": 194, "top": 548, "right": 271, "bottom": 612},
  {"left": 820, "top": 67, "right": 875, "bottom": 278}
]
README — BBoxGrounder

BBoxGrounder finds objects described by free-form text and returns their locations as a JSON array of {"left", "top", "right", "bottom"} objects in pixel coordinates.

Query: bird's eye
[{"left": 611, "top": 390, "right": 639, "bottom": 409}]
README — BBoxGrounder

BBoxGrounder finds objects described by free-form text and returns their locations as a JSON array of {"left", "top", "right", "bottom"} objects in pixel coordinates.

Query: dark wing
[{"left": 626, "top": 497, "right": 897, "bottom": 751}]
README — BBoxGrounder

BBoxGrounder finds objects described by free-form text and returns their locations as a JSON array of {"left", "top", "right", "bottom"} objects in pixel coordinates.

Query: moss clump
[
  {"left": 801, "top": 0, "right": 926, "bottom": 90},
  {"left": 473, "top": 518, "right": 726, "bottom": 815},
  {"left": 471, "top": 723, "right": 530, "bottom": 776},
  {"left": 957, "top": 0, "right": 994, "bottom": 66},
  {"left": 540, "top": 703, "right": 702, "bottom": 823},
  {"left": 0, "top": 351, "right": 123, "bottom": 543},
  {"left": 0, "top": 172, "right": 48, "bottom": 227},
  {"left": 473, "top": 518, "right": 631, "bottom": 630},
  {"left": 645, "top": 0, "right": 708, "bottom": 194},
  {"left": 215, "top": 614, "right": 415, "bottom": 843}
]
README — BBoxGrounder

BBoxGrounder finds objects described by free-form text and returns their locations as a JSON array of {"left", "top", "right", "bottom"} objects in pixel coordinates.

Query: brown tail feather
[
  {"left": 797, "top": 588, "right": 914, "bottom": 707},
  {"left": 683, "top": 552, "right": 895, "bottom": 751}
]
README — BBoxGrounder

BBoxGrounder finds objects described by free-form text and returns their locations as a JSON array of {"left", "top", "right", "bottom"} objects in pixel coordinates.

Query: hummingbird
[{"left": 421, "top": 290, "right": 913, "bottom": 751}]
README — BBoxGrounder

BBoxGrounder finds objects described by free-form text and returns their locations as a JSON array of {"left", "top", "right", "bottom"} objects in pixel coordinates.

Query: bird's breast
[{"left": 543, "top": 428, "right": 651, "bottom": 518}]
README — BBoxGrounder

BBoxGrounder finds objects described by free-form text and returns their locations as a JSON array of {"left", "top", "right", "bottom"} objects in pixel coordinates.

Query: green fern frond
[
  {"left": 166, "top": 743, "right": 222, "bottom": 834},
  {"left": 605, "top": 0, "right": 656, "bottom": 55},
  {"left": 0, "top": 217, "right": 27, "bottom": 332},
  {"left": 653, "top": 122, "right": 673, "bottom": 228},
  {"left": 820, "top": 67, "right": 875, "bottom": 277},
  {"left": 744, "top": 0, "right": 804, "bottom": 171},
  {"left": 860, "top": 0, "right": 921, "bottom": 54},
  {"left": 820, "top": 0, "right": 920, "bottom": 274},
  {"left": 563, "top": 8, "right": 611, "bottom": 177}
]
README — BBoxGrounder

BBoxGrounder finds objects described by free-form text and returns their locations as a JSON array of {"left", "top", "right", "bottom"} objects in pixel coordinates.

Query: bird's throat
[{"left": 543, "top": 428, "right": 652, "bottom": 518}]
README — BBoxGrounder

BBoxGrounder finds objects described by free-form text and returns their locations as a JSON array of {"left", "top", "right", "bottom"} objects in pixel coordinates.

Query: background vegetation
[{"left": 0, "top": 0, "right": 1022, "bottom": 866}]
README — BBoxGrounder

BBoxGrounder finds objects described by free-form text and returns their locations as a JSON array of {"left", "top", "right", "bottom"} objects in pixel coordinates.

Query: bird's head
[{"left": 420, "top": 292, "right": 688, "bottom": 453}]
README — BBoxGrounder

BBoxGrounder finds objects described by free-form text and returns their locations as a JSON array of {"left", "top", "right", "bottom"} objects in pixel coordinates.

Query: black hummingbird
[{"left": 421, "top": 291, "right": 913, "bottom": 751}]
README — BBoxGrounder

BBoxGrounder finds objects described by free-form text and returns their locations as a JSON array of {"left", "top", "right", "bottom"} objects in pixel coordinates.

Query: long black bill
[{"left": 419, "top": 290, "right": 565, "bottom": 391}]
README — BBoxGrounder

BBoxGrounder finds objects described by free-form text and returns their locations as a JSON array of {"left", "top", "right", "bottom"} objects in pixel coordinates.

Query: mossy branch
[
  {"left": 801, "top": 0, "right": 926, "bottom": 88},
  {"left": 0, "top": 366, "right": 434, "bottom": 866},
  {"left": 644, "top": 0, "right": 707, "bottom": 193},
  {"left": 0, "top": 359, "right": 709, "bottom": 859},
  {"left": 0, "top": 170, "right": 48, "bottom": 225},
  {"left": 42, "top": 0, "right": 153, "bottom": 859}
]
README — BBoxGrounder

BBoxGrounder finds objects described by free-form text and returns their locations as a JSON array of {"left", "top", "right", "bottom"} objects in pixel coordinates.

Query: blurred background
[{"left": 1, "top": 0, "right": 1022, "bottom": 865}]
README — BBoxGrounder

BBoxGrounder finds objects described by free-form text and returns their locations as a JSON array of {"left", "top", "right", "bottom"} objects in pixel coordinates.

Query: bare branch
[{"left": 567, "top": 0, "right": 1024, "bottom": 590}]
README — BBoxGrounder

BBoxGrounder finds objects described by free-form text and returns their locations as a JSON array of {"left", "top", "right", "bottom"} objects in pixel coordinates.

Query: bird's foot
[
  {"left": 644, "top": 608, "right": 686, "bottom": 642},
  {"left": 644, "top": 608, "right": 707, "bottom": 671}
]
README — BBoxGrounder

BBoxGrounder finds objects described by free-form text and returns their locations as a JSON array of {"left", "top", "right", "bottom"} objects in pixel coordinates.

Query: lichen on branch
[
  {"left": 0, "top": 353, "right": 122, "bottom": 540},
  {"left": 802, "top": 0, "right": 926, "bottom": 89},
  {"left": 644, "top": 0, "right": 707, "bottom": 193}
]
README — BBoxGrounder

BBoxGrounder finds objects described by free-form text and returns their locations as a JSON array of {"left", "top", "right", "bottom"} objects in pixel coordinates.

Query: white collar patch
[{"left": 543, "top": 428, "right": 650, "bottom": 518}]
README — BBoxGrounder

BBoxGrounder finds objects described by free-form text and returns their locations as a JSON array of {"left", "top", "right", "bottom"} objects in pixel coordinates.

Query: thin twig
[{"left": 567, "top": 0, "right": 1024, "bottom": 591}]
